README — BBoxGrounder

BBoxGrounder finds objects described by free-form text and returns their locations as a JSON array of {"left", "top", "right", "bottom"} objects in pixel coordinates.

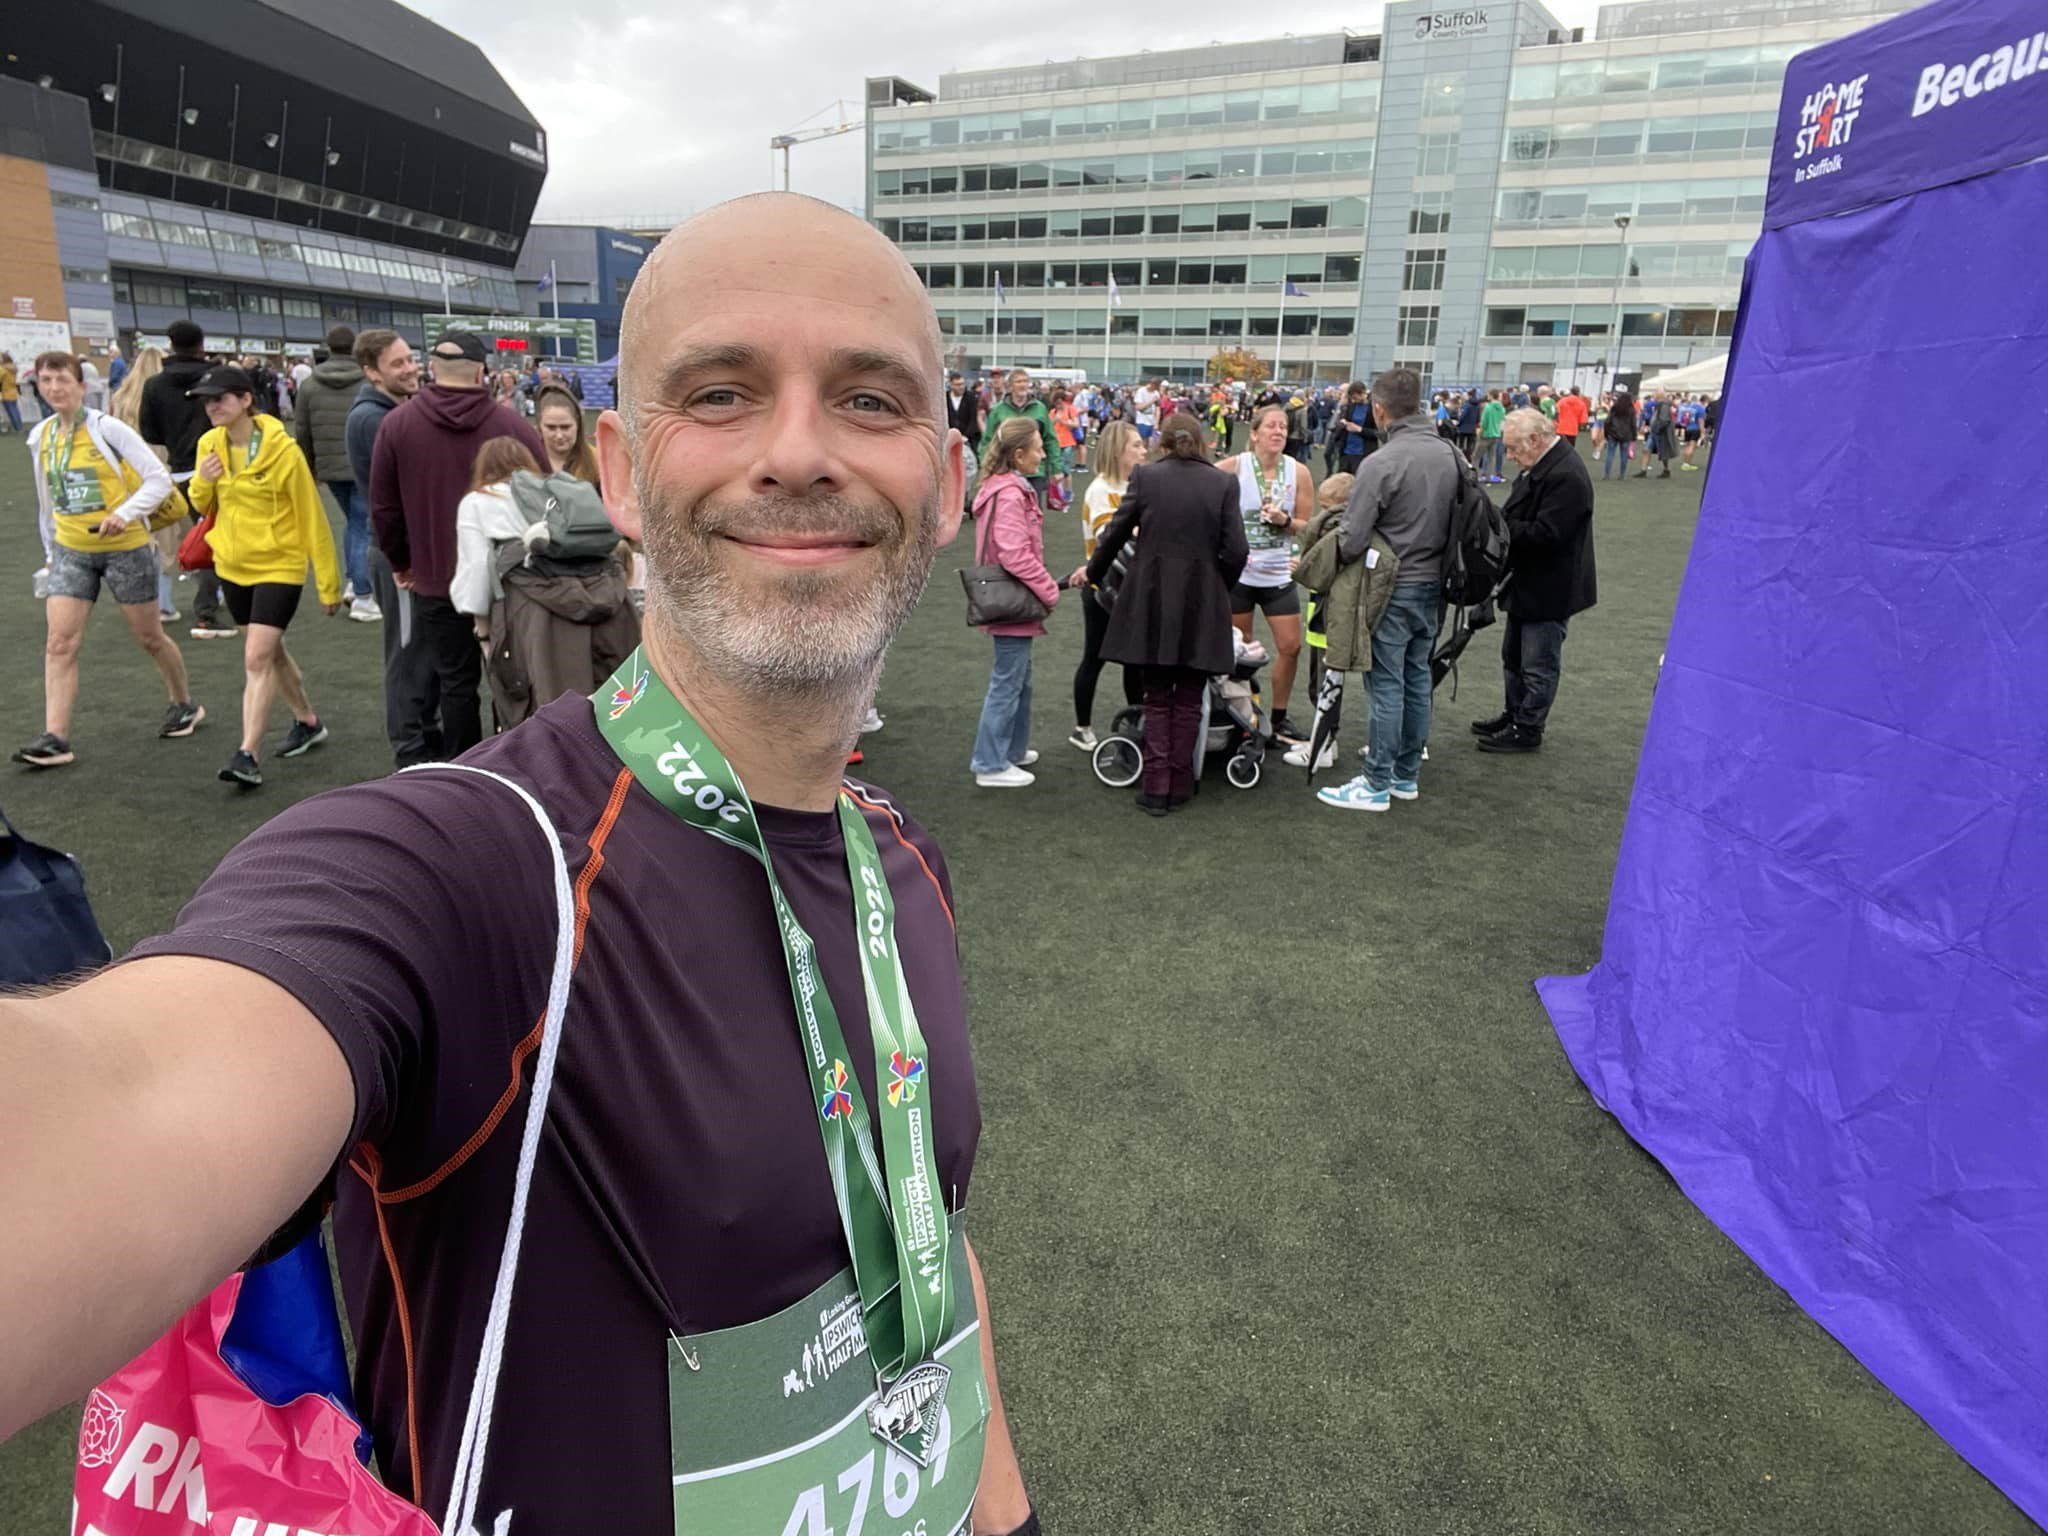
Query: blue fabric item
[
  {"left": 970, "top": 635, "right": 1035, "bottom": 774},
  {"left": 219, "top": 1228, "right": 373, "bottom": 1466},
  {"left": 0, "top": 802, "right": 110, "bottom": 985},
  {"left": 1362, "top": 586, "right": 1437, "bottom": 792},
  {"left": 1541, "top": 3, "right": 2048, "bottom": 1520}
]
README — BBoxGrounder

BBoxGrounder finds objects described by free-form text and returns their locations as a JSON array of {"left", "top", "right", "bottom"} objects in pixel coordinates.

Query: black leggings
[{"left": 1073, "top": 589, "right": 1141, "bottom": 727}]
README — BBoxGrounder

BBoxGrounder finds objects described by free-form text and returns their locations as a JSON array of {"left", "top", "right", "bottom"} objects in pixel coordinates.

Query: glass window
[
  {"left": 1016, "top": 261, "right": 1046, "bottom": 287},
  {"left": 1330, "top": 196, "right": 1367, "bottom": 229},
  {"left": 1757, "top": 42, "right": 1801, "bottom": 82},
  {"left": 1595, "top": 121, "right": 1642, "bottom": 158},
  {"left": 1621, "top": 308, "right": 1667, "bottom": 337},
  {"left": 960, "top": 114, "right": 990, "bottom": 144},
  {"left": 1113, "top": 211, "right": 1145, "bottom": 236},
  {"left": 1290, "top": 202, "right": 1329, "bottom": 230},
  {"left": 1216, "top": 202, "right": 1253, "bottom": 232},
  {"left": 1181, "top": 203, "right": 1217, "bottom": 234},
  {"left": 1656, "top": 53, "right": 1705, "bottom": 89},
  {"left": 1702, "top": 47, "right": 1757, "bottom": 88},
  {"left": 1179, "top": 260, "right": 1210, "bottom": 284},
  {"left": 1249, "top": 255, "right": 1286, "bottom": 284},
  {"left": 931, "top": 118, "right": 960, "bottom": 146},
  {"left": 1018, "top": 162, "right": 1049, "bottom": 190},
  {"left": 1588, "top": 184, "right": 1636, "bottom": 222},
  {"left": 1487, "top": 307, "right": 1527, "bottom": 337},
  {"left": 929, "top": 169, "right": 957, "bottom": 195},
  {"left": 1221, "top": 151, "right": 1257, "bottom": 180},
  {"left": 1053, "top": 159, "right": 1083, "bottom": 189},
  {"left": 1417, "top": 133, "right": 1460, "bottom": 176},
  {"left": 186, "top": 284, "right": 233, "bottom": 310},
  {"left": 1489, "top": 247, "right": 1537, "bottom": 281},
  {"left": 1497, "top": 187, "right": 1543, "bottom": 223},
  {"left": 1188, "top": 93, "right": 1224, "bottom": 126},
  {"left": 1333, "top": 140, "right": 1374, "bottom": 175},
  {"left": 874, "top": 124, "right": 901, "bottom": 151},
  {"left": 988, "top": 111, "right": 1020, "bottom": 143},
  {"left": 1209, "top": 313, "right": 1244, "bottom": 337},
  {"left": 900, "top": 220, "right": 927, "bottom": 243},
  {"left": 1151, "top": 151, "right": 1183, "bottom": 185},
  {"left": 1603, "top": 57, "right": 1652, "bottom": 93},
  {"left": 1054, "top": 105, "right": 1086, "bottom": 137},
  {"left": 900, "top": 170, "right": 929, "bottom": 197},
  {"left": 1176, "top": 309, "right": 1208, "bottom": 338},
  {"left": 1321, "top": 311, "right": 1355, "bottom": 337},
  {"left": 1338, "top": 80, "right": 1378, "bottom": 117},
  {"left": 240, "top": 291, "right": 282, "bottom": 316},
  {"left": 1148, "top": 258, "right": 1177, "bottom": 286},
  {"left": 1081, "top": 213, "right": 1112, "bottom": 238},
  {"left": 1524, "top": 306, "right": 1572, "bottom": 337},
  {"left": 987, "top": 165, "right": 1017, "bottom": 192},
  {"left": 1184, "top": 149, "right": 1220, "bottom": 183},
  {"left": 1142, "top": 308, "right": 1173, "bottom": 336},
  {"left": 1636, "top": 181, "right": 1686, "bottom": 219},
  {"left": 1558, "top": 59, "right": 1604, "bottom": 98},
  {"left": 961, "top": 262, "right": 988, "bottom": 286},
  {"left": 105, "top": 211, "right": 157, "bottom": 239},
  {"left": 1540, "top": 189, "right": 1588, "bottom": 222},
  {"left": 1283, "top": 311, "right": 1316, "bottom": 337},
  {"left": 963, "top": 166, "right": 988, "bottom": 193},
  {"left": 1150, "top": 210, "right": 1181, "bottom": 235},
  {"left": 1114, "top": 154, "right": 1147, "bottom": 186},
  {"left": 1079, "top": 261, "right": 1109, "bottom": 286},
  {"left": 1685, "top": 181, "right": 1737, "bottom": 221},
  {"left": 1212, "top": 258, "right": 1248, "bottom": 284},
  {"left": 1046, "top": 262, "right": 1076, "bottom": 287},
  {"left": 927, "top": 265, "right": 956, "bottom": 288},
  {"left": 1404, "top": 246, "right": 1446, "bottom": 290},
  {"left": 1299, "top": 83, "right": 1340, "bottom": 117},
  {"left": 989, "top": 217, "right": 1017, "bottom": 240},
  {"left": 1255, "top": 200, "right": 1292, "bottom": 231},
  {"left": 1578, "top": 242, "right": 1621, "bottom": 279},
  {"left": 1048, "top": 308, "right": 1076, "bottom": 335},
  {"left": 1737, "top": 178, "right": 1768, "bottom": 214},
  {"left": 1511, "top": 63, "right": 1557, "bottom": 101},
  {"left": 1084, "top": 103, "right": 1116, "bottom": 135},
  {"left": 1264, "top": 86, "right": 1301, "bottom": 120},
  {"left": 1646, "top": 118, "right": 1695, "bottom": 154},
  {"left": 1422, "top": 72, "right": 1465, "bottom": 116},
  {"left": 1111, "top": 260, "right": 1140, "bottom": 288},
  {"left": 1115, "top": 98, "right": 1150, "bottom": 135},
  {"left": 1746, "top": 113, "right": 1778, "bottom": 151},
  {"left": 1152, "top": 92, "right": 1187, "bottom": 130},
  {"left": 1294, "top": 144, "right": 1333, "bottom": 177},
  {"left": 928, "top": 221, "right": 957, "bottom": 243},
  {"left": 1083, "top": 159, "right": 1113, "bottom": 188},
  {"left": 1693, "top": 114, "right": 1748, "bottom": 154},
  {"left": 1247, "top": 311, "right": 1279, "bottom": 338},
  {"left": 1324, "top": 253, "right": 1361, "bottom": 283},
  {"left": 1224, "top": 90, "right": 1262, "bottom": 124},
  {"left": 1533, "top": 246, "right": 1580, "bottom": 280},
  {"left": 1261, "top": 148, "right": 1296, "bottom": 177},
  {"left": 900, "top": 121, "right": 930, "bottom": 150},
  {"left": 1396, "top": 304, "right": 1439, "bottom": 348},
  {"left": 1021, "top": 110, "right": 1053, "bottom": 140},
  {"left": 960, "top": 218, "right": 986, "bottom": 242}
]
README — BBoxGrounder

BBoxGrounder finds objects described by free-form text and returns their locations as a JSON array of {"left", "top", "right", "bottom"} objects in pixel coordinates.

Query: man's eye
[
  {"left": 847, "top": 393, "right": 898, "bottom": 415},
  {"left": 693, "top": 389, "right": 742, "bottom": 408}
]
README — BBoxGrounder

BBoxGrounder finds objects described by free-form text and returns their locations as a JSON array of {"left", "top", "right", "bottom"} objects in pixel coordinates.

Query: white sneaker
[
  {"left": 1283, "top": 740, "right": 1337, "bottom": 770},
  {"left": 975, "top": 765, "right": 1035, "bottom": 788},
  {"left": 861, "top": 707, "right": 885, "bottom": 734},
  {"left": 349, "top": 596, "right": 383, "bottom": 623},
  {"left": 342, "top": 582, "right": 357, "bottom": 602},
  {"left": 1013, "top": 749, "right": 1040, "bottom": 767},
  {"left": 1068, "top": 726, "right": 1098, "bottom": 751}
]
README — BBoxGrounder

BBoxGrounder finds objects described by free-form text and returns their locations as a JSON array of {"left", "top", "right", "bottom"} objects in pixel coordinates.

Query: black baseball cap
[
  {"left": 186, "top": 365, "right": 254, "bottom": 399},
  {"left": 430, "top": 330, "right": 488, "bottom": 363}
]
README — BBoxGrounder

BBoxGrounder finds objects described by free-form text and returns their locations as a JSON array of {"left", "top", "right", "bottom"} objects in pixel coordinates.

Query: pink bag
[
  {"left": 72, "top": 763, "right": 578, "bottom": 1536},
  {"left": 72, "top": 1242, "right": 438, "bottom": 1536}
]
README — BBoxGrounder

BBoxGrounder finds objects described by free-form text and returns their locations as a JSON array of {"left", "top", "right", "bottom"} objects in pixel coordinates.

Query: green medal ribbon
[
  {"left": 42, "top": 421, "right": 80, "bottom": 512},
  {"left": 594, "top": 648, "right": 953, "bottom": 1384}
]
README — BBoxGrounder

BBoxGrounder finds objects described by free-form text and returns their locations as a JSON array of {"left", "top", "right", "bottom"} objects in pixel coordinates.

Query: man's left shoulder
[{"left": 841, "top": 777, "right": 957, "bottom": 922}]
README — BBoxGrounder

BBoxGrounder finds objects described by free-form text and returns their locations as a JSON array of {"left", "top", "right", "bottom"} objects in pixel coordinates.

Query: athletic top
[
  {"left": 1234, "top": 452, "right": 1297, "bottom": 588},
  {"left": 129, "top": 691, "right": 980, "bottom": 1530},
  {"left": 1082, "top": 475, "right": 1125, "bottom": 560}
]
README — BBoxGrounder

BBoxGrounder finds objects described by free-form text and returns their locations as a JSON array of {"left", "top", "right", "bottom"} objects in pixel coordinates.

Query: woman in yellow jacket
[{"left": 188, "top": 365, "right": 341, "bottom": 788}]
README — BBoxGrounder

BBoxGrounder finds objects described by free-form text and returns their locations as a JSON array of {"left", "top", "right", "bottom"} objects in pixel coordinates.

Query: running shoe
[
  {"left": 12, "top": 732, "right": 74, "bottom": 768},
  {"left": 219, "top": 749, "right": 263, "bottom": 787},
  {"left": 190, "top": 623, "right": 238, "bottom": 639},
  {"left": 159, "top": 607, "right": 181, "bottom": 622},
  {"left": 1316, "top": 774, "right": 1390, "bottom": 812},
  {"left": 159, "top": 701, "right": 205, "bottom": 739},
  {"left": 278, "top": 719, "right": 329, "bottom": 759},
  {"left": 1271, "top": 712, "right": 1308, "bottom": 747},
  {"left": 1389, "top": 779, "right": 1420, "bottom": 801},
  {"left": 1068, "top": 725, "right": 1099, "bottom": 751},
  {"left": 349, "top": 597, "right": 383, "bottom": 623},
  {"left": 860, "top": 707, "right": 885, "bottom": 734},
  {"left": 1470, "top": 713, "right": 1514, "bottom": 738},
  {"left": 1282, "top": 739, "right": 1337, "bottom": 770},
  {"left": 974, "top": 765, "right": 1034, "bottom": 788},
  {"left": 1013, "top": 749, "right": 1040, "bottom": 767}
]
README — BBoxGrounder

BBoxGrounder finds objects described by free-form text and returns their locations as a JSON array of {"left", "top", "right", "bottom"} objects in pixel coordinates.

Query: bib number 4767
[{"left": 777, "top": 1407, "right": 953, "bottom": 1536}]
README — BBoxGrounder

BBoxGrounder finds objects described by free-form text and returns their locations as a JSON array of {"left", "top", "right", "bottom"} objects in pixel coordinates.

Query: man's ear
[
  {"left": 593, "top": 408, "right": 642, "bottom": 542},
  {"left": 936, "top": 428, "right": 966, "bottom": 548}
]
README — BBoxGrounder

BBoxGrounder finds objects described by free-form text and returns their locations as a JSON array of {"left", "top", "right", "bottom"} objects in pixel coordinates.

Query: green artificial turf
[{"left": 0, "top": 427, "right": 2030, "bottom": 1535}]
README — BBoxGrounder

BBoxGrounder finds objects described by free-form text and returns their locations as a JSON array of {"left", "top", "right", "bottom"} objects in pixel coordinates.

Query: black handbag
[
  {"left": 960, "top": 486, "right": 1050, "bottom": 628},
  {"left": 0, "top": 801, "right": 111, "bottom": 986}
]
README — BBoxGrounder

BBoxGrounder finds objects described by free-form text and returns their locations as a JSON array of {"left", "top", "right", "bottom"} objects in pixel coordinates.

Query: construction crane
[{"left": 770, "top": 100, "right": 863, "bottom": 191}]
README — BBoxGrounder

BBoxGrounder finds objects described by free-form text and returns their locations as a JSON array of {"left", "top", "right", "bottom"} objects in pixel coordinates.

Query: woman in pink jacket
[{"left": 968, "top": 416, "right": 1061, "bottom": 787}]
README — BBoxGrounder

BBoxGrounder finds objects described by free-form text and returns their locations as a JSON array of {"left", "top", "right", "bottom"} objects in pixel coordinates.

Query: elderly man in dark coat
[
  {"left": 1085, "top": 414, "right": 1248, "bottom": 813},
  {"left": 1475, "top": 407, "right": 1598, "bottom": 754}
]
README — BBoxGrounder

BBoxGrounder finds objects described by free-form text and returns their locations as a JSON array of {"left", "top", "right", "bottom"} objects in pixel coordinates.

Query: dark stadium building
[{"left": 0, "top": 0, "right": 547, "bottom": 356}]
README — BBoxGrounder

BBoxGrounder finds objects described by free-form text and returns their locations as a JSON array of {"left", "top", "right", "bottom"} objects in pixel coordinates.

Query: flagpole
[
  {"left": 1273, "top": 279, "right": 1286, "bottom": 389},
  {"left": 548, "top": 259, "right": 559, "bottom": 324},
  {"left": 1103, "top": 285, "right": 1111, "bottom": 383}
]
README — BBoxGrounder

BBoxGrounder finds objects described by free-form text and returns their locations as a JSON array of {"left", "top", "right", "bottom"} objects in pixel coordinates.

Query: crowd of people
[
  {"left": 943, "top": 362, "right": 1621, "bottom": 807},
  {"left": 14, "top": 322, "right": 639, "bottom": 786}
]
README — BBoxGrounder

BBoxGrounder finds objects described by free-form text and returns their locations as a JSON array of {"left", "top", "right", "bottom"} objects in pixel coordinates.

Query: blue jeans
[
  {"left": 970, "top": 635, "right": 1035, "bottom": 773},
  {"left": 333, "top": 483, "right": 373, "bottom": 598},
  {"left": 1602, "top": 439, "right": 1628, "bottom": 479},
  {"left": 1479, "top": 436, "right": 1504, "bottom": 477},
  {"left": 1364, "top": 585, "right": 1440, "bottom": 791}
]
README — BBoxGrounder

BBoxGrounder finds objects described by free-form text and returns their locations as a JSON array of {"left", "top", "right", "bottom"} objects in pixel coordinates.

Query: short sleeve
[{"left": 126, "top": 770, "right": 563, "bottom": 1181}]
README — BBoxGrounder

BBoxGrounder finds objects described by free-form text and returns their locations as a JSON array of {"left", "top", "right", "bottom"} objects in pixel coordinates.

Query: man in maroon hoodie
[{"left": 369, "top": 329, "right": 546, "bottom": 758}]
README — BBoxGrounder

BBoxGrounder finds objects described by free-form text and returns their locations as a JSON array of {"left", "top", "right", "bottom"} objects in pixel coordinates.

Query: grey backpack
[{"left": 507, "top": 469, "right": 618, "bottom": 560}]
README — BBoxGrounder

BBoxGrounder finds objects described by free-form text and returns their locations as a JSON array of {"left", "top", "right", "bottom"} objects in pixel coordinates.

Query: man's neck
[{"left": 643, "top": 622, "right": 866, "bottom": 814}]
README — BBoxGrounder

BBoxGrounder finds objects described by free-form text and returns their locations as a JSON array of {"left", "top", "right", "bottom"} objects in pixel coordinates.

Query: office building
[
  {"left": 0, "top": 0, "right": 545, "bottom": 361},
  {"left": 865, "top": 0, "right": 1906, "bottom": 387}
]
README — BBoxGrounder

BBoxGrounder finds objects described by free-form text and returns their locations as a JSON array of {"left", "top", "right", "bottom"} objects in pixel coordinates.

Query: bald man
[{"left": 1, "top": 195, "right": 1038, "bottom": 1536}]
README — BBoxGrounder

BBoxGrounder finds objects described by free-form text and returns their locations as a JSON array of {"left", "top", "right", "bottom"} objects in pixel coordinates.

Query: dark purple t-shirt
[{"left": 130, "top": 692, "right": 980, "bottom": 1529}]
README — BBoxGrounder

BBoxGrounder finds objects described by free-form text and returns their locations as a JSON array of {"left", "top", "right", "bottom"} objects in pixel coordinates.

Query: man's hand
[
  {"left": 393, "top": 569, "right": 415, "bottom": 591},
  {"left": 0, "top": 957, "right": 354, "bottom": 1441}
]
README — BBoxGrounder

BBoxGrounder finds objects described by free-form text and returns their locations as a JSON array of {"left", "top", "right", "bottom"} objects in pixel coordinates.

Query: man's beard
[{"left": 636, "top": 474, "right": 943, "bottom": 696}]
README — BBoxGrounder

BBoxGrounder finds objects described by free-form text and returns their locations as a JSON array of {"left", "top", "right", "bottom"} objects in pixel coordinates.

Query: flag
[
  {"left": 1108, "top": 276, "right": 1123, "bottom": 308},
  {"left": 1283, "top": 280, "right": 1308, "bottom": 298},
  {"left": 536, "top": 268, "right": 555, "bottom": 294},
  {"left": 994, "top": 272, "right": 1006, "bottom": 305}
]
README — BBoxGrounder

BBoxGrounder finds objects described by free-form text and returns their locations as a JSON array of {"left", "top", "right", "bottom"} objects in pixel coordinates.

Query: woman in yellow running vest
[
  {"left": 12, "top": 352, "right": 202, "bottom": 770},
  {"left": 188, "top": 365, "right": 342, "bottom": 788}
]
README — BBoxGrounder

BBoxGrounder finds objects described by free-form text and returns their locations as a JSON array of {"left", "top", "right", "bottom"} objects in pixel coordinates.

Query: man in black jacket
[
  {"left": 1476, "top": 408, "right": 1597, "bottom": 754},
  {"left": 137, "top": 321, "right": 233, "bottom": 637}
]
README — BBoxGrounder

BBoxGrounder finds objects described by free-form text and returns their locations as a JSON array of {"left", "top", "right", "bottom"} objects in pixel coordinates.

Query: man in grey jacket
[
  {"left": 293, "top": 325, "right": 376, "bottom": 620},
  {"left": 1318, "top": 367, "right": 1462, "bottom": 812}
]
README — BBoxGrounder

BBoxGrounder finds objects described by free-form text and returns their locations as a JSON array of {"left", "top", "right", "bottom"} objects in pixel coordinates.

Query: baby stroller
[{"left": 1092, "top": 634, "right": 1271, "bottom": 791}]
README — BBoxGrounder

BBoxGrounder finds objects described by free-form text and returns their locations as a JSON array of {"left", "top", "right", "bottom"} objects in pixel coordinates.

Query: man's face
[
  {"left": 368, "top": 340, "right": 420, "bottom": 397},
  {"left": 36, "top": 367, "right": 81, "bottom": 414},
  {"left": 595, "top": 199, "right": 964, "bottom": 695},
  {"left": 1008, "top": 374, "right": 1030, "bottom": 406},
  {"left": 1505, "top": 430, "right": 1547, "bottom": 470},
  {"left": 948, "top": 376, "right": 964, "bottom": 398}
]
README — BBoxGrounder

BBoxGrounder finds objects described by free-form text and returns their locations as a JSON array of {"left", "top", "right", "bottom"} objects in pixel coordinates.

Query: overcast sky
[{"left": 410, "top": 0, "right": 1605, "bottom": 228}]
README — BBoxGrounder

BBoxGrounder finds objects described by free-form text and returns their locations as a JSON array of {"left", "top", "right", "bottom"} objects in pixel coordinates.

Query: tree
[{"left": 1207, "top": 348, "right": 1269, "bottom": 386}]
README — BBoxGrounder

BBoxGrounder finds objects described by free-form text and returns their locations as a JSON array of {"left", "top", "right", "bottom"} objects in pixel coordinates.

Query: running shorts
[
  {"left": 46, "top": 543, "right": 159, "bottom": 606},
  {"left": 1230, "top": 580, "right": 1302, "bottom": 618},
  {"left": 219, "top": 578, "right": 305, "bottom": 630}
]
